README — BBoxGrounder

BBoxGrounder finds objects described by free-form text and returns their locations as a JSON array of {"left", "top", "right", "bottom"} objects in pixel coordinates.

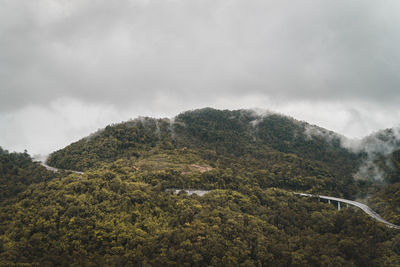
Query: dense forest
[
  {"left": 48, "top": 109, "right": 359, "bottom": 172},
  {"left": 47, "top": 109, "right": 362, "bottom": 197},
  {"left": 1, "top": 108, "right": 400, "bottom": 266},
  {"left": 0, "top": 147, "right": 56, "bottom": 202}
]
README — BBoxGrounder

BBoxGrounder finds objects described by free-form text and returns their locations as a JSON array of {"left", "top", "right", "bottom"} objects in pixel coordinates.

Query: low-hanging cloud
[
  {"left": 306, "top": 123, "right": 400, "bottom": 181},
  {"left": 342, "top": 127, "right": 400, "bottom": 181},
  {"left": 0, "top": 0, "right": 400, "bottom": 155}
]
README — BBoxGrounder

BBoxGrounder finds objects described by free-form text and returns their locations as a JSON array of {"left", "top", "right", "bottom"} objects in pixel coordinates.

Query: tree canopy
[{"left": 1, "top": 108, "right": 400, "bottom": 266}]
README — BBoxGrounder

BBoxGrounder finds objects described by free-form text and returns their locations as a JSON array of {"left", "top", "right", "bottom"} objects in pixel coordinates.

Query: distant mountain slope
[
  {"left": 47, "top": 117, "right": 172, "bottom": 171},
  {"left": 0, "top": 147, "right": 56, "bottom": 202},
  {"left": 48, "top": 108, "right": 359, "bottom": 171},
  {"left": 46, "top": 108, "right": 364, "bottom": 197},
  {"left": 2, "top": 110, "right": 400, "bottom": 266},
  {"left": 345, "top": 127, "right": 400, "bottom": 183},
  {"left": 173, "top": 109, "right": 359, "bottom": 176}
]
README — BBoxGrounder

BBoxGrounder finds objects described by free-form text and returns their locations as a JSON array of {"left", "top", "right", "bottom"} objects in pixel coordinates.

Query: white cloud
[
  {"left": 0, "top": 0, "right": 399, "bottom": 154},
  {"left": 0, "top": 98, "right": 121, "bottom": 155},
  {"left": 1, "top": 96, "right": 399, "bottom": 155}
]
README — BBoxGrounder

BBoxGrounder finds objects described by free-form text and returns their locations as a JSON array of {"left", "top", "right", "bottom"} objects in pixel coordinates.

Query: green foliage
[
  {"left": 368, "top": 182, "right": 400, "bottom": 225},
  {"left": 0, "top": 166, "right": 398, "bottom": 266},
  {"left": 0, "top": 147, "right": 55, "bottom": 202},
  {"left": 373, "top": 149, "right": 400, "bottom": 184},
  {"left": 2, "top": 108, "right": 400, "bottom": 265},
  {"left": 47, "top": 118, "right": 173, "bottom": 171},
  {"left": 46, "top": 108, "right": 362, "bottom": 196}
]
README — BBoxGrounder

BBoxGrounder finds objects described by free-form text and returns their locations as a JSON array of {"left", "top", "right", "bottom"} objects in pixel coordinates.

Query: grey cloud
[
  {"left": 1, "top": 0, "right": 400, "bottom": 112},
  {"left": 1, "top": 0, "right": 400, "bottom": 155}
]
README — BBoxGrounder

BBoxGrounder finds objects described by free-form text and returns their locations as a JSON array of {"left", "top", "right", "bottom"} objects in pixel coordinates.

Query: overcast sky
[{"left": 1, "top": 0, "right": 400, "bottom": 155}]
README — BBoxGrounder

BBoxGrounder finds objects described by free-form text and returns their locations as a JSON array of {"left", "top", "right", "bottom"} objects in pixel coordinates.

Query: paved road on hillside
[
  {"left": 39, "top": 161, "right": 400, "bottom": 229},
  {"left": 173, "top": 189, "right": 400, "bottom": 229},
  {"left": 295, "top": 193, "right": 400, "bottom": 229},
  {"left": 39, "top": 162, "right": 83, "bottom": 175}
]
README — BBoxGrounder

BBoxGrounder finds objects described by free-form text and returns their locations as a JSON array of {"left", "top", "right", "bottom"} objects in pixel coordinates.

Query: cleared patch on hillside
[{"left": 133, "top": 149, "right": 213, "bottom": 175}]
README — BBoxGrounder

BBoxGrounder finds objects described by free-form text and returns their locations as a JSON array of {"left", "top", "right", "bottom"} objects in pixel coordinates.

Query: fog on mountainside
[
  {"left": 2, "top": 0, "right": 400, "bottom": 264},
  {"left": 2, "top": 108, "right": 400, "bottom": 266},
  {"left": 47, "top": 108, "right": 400, "bottom": 184},
  {"left": 304, "top": 122, "right": 400, "bottom": 182}
]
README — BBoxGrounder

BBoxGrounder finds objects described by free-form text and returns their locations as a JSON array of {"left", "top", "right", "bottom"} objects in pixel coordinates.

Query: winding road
[
  {"left": 295, "top": 193, "right": 400, "bottom": 229},
  {"left": 39, "top": 162, "right": 84, "bottom": 175},
  {"left": 38, "top": 160, "right": 400, "bottom": 229},
  {"left": 173, "top": 189, "right": 400, "bottom": 229}
]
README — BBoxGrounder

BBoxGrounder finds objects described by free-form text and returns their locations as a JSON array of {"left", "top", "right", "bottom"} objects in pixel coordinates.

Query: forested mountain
[
  {"left": 0, "top": 147, "right": 56, "bottom": 202},
  {"left": 1, "top": 165, "right": 399, "bottom": 266},
  {"left": 47, "top": 108, "right": 362, "bottom": 197},
  {"left": 366, "top": 148, "right": 400, "bottom": 225},
  {"left": 48, "top": 108, "right": 359, "bottom": 172},
  {"left": 1, "top": 108, "right": 400, "bottom": 266},
  {"left": 355, "top": 128, "right": 400, "bottom": 183}
]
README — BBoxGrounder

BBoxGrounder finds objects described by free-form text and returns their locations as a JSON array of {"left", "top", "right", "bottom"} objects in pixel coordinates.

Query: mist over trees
[{"left": 1, "top": 108, "right": 400, "bottom": 266}]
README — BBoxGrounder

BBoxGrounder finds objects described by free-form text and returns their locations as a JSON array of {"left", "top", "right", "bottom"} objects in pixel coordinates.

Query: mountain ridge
[{"left": 2, "top": 108, "right": 400, "bottom": 266}]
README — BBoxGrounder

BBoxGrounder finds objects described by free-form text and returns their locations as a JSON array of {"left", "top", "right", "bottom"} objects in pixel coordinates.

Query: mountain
[
  {"left": 48, "top": 108, "right": 358, "bottom": 170},
  {"left": 0, "top": 147, "right": 56, "bottom": 202},
  {"left": 358, "top": 128, "right": 400, "bottom": 183},
  {"left": 1, "top": 108, "right": 400, "bottom": 266},
  {"left": 1, "top": 149, "right": 399, "bottom": 266},
  {"left": 355, "top": 129, "right": 400, "bottom": 225},
  {"left": 47, "top": 108, "right": 362, "bottom": 196}
]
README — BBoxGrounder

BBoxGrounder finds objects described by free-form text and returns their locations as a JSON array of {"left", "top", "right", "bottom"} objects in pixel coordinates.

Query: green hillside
[
  {"left": 0, "top": 147, "right": 56, "bottom": 203},
  {"left": 48, "top": 109, "right": 359, "bottom": 171},
  {"left": 1, "top": 158, "right": 399, "bottom": 266},
  {"left": 1, "top": 108, "right": 400, "bottom": 266},
  {"left": 359, "top": 128, "right": 400, "bottom": 184},
  {"left": 46, "top": 108, "right": 362, "bottom": 197}
]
